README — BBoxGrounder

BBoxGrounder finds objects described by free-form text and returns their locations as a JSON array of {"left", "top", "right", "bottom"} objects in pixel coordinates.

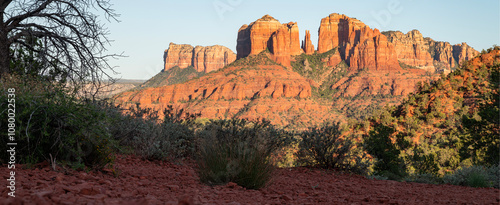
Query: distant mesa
[{"left": 164, "top": 42, "right": 236, "bottom": 73}]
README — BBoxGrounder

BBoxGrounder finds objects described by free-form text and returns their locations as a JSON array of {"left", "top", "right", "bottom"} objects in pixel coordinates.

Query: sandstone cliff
[
  {"left": 164, "top": 42, "right": 236, "bottom": 73},
  {"left": 383, "top": 30, "right": 435, "bottom": 71},
  {"left": 236, "top": 15, "right": 301, "bottom": 66},
  {"left": 383, "top": 30, "right": 479, "bottom": 73},
  {"left": 317, "top": 13, "right": 401, "bottom": 71}
]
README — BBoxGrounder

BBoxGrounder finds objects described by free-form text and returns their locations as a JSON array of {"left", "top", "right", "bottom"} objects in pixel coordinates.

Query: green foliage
[
  {"left": 403, "top": 173, "right": 443, "bottom": 185},
  {"left": 443, "top": 165, "right": 499, "bottom": 188},
  {"left": 109, "top": 104, "right": 199, "bottom": 161},
  {"left": 296, "top": 122, "right": 370, "bottom": 175},
  {"left": 0, "top": 77, "right": 115, "bottom": 170},
  {"left": 291, "top": 48, "right": 339, "bottom": 83},
  {"left": 196, "top": 119, "right": 293, "bottom": 189},
  {"left": 139, "top": 66, "right": 205, "bottom": 89},
  {"left": 229, "top": 51, "right": 278, "bottom": 67},
  {"left": 365, "top": 125, "right": 407, "bottom": 179},
  {"left": 459, "top": 64, "right": 499, "bottom": 166}
]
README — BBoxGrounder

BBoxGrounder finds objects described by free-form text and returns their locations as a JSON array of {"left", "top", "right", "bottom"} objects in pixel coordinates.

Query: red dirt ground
[{"left": 1, "top": 155, "right": 499, "bottom": 204}]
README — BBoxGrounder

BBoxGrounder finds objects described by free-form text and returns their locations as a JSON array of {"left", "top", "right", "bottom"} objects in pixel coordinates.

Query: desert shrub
[
  {"left": 0, "top": 76, "right": 115, "bottom": 170},
  {"left": 365, "top": 125, "right": 407, "bottom": 180},
  {"left": 404, "top": 173, "right": 443, "bottom": 185},
  {"left": 443, "top": 165, "right": 499, "bottom": 188},
  {"left": 196, "top": 119, "right": 293, "bottom": 189},
  {"left": 109, "top": 104, "right": 198, "bottom": 161},
  {"left": 296, "top": 122, "right": 370, "bottom": 175}
]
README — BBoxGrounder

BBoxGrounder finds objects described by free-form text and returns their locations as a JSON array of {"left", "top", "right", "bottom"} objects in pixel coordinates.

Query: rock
[
  {"left": 164, "top": 43, "right": 194, "bottom": 70},
  {"left": 384, "top": 30, "right": 435, "bottom": 71},
  {"left": 302, "top": 30, "right": 315, "bottom": 55},
  {"left": 384, "top": 30, "right": 479, "bottom": 73},
  {"left": 236, "top": 15, "right": 301, "bottom": 66},
  {"left": 453, "top": 42, "right": 479, "bottom": 66},
  {"left": 425, "top": 38, "right": 479, "bottom": 71},
  {"left": 317, "top": 13, "right": 401, "bottom": 71},
  {"left": 164, "top": 42, "right": 236, "bottom": 73},
  {"left": 193, "top": 45, "right": 237, "bottom": 73},
  {"left": 236, "top": 15, "right": 283, "bottom": 59}
]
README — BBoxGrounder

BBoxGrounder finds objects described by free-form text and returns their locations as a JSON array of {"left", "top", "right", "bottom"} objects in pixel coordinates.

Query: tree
[{"left": 0, "top": 0, "right": 120, "bottom": 88}]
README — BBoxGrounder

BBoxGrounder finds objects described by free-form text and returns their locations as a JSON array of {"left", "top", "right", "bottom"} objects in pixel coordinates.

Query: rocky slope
[
  {"left": 116, "top": 53, "right": 339, "bottom": 127},
  {"left": 383, "top": 30, "right": 479, "bottom": 73},
  {"left": 164, "top": 43, "right": 236, "bottom": 73}
]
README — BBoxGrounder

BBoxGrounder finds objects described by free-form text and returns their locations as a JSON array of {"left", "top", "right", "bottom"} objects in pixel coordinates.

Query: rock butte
[
  {"left": 164, "top": 42, "right": 236, "bottom": 73},
  {"left": 116, "top": 13, "right": 479, "bottom": 127}
]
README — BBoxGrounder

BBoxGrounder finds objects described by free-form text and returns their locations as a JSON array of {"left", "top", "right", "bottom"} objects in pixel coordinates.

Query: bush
[
  {"left": 365, "top": 125, "right": 407, "bottom": 180},
  {"left": 443, "top": 165, "right": 499, "bottom": 188},
  {"left": 0, "top": 76, "right": 115, "bottom": 170},
  {"left": 196, "top": 119, "right": 293, "bottom": 189},
  {"left": 296, "top": 122, "right": 370, "bottom": 175},
  {"left": 404, "top": 173, "right": 443, "bottom": 184},
  {"left": 109, "top": 104, "right": 198, "bottom": 161}
]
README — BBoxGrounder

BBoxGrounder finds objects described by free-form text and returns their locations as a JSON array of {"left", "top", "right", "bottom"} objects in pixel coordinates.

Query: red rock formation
[
  {"left": 236, "top": 15, "right": 301, "bottom": 66},
  {"left": 271, "top": 27, "right": 291, "bottom": 67},
  {"left": 164, "top": 43, "right": 236, "bottom": 73},
  {"left": 384, "top": 30, "right": 435, "bottom": 71},
  {"left": 424, "top": 38, "right": 479, "bottom": 71},
  {"left": 317, "top": 13, "right": 400, "bottom": 71},
  {"left": 453, "top": 42, "right": 479, "bottom": 65},
  {"left": 193, "top": 45, "right": 237, "bottom": 73},
  {"left": 302, "top": 30, "right": 315, "bottom": 55},
  {"left": 164, "top": 43, "right": 194, "bottom": 70},
  {"left": 236, "top": 15, "right": 283, "bottom": 59}
]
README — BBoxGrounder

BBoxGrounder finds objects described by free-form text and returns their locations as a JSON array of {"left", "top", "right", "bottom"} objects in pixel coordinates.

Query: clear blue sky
[{"left": 104, "top": 0, "right": 500, "bottom": 80}]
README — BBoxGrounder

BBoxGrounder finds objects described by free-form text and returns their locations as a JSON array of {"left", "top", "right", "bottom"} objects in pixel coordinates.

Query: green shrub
[
  {"left": 196, "top": 119, "right": 293, "bottom": 189},
  {"left": 0, "top": 76, "right": 115, "bottom": 170},
  {"left": 443, "top": 165, "right": 499, "bottom": 188},
  {"left": 109, "top": 104, "right": 198, "bottom": 161},
  {"left": 404, "top": 173, "right": 443, "bottom": 184},
  {"left": 365, "top": 125, "right": 407, "bottom": 180},
  {"left": 296, "top": 122, "right": 370, "bottom": 175}
]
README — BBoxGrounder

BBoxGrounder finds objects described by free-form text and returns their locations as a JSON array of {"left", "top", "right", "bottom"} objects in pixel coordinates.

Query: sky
[{"left": 103, "top": 0, "right": 500, "bottom": 80}]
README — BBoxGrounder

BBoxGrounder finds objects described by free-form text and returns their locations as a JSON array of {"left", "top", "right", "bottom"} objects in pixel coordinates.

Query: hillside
[{"left": 361, "top": 47, "right": 499, "bottom": 176}]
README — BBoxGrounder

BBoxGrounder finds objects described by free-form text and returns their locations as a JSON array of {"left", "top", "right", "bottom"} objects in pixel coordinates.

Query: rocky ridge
[
  {"left": 384, "top": 30, "right": 479, "bottom": 73},
  {"left": 164, "top": 43, "right": 236, "bottom": 73}
]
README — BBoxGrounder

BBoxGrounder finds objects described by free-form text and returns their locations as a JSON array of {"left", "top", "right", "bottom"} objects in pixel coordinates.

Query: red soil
[{"left": 2, "top": 155, "right": 498, "bottom": 204}]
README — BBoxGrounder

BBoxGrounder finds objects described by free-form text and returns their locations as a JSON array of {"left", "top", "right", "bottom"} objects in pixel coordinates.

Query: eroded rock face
[
  {"left": 384, "top": 30, "right": 435, "bottom": 71},
  {"left": 317, "top": 13, "right": 400, "bottom": 71},
  {"left": 164, "top": 43, "right": 236, "bottom": 73},
  {"left": 236, "top": 15, "right": 301, "bottom": 66},
  {"left": 193, "top": 45, "right": 237, "bottom": 73},
  {"left": 384, "top": 30, "right": 479, "bottom": 73},
  {"left": 302, "top": 30, "right": 315, "bottom": 55},
  {"left": 452, "top": 42, "right": 479, "bottom": 65},
  {"left": 164, "top": 43, "right": 194, "bottom": 70}
]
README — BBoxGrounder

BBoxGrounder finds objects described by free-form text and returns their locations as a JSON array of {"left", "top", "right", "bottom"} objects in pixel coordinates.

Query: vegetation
[
  {"left": 195, "top": 119, "right": 294, "bottom": 189},
  {"left": 361, "top": 46, "right": 499, "bottom": 182},
  {"left": 296, "top": 122, "right": 370, "bottom": 175},
  {"left": 139, "top": 66, "right": 206, "bottom": 88}
]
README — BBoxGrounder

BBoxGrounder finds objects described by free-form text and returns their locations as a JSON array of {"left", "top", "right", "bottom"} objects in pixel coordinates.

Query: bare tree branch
[{"left": 0, "top": 0, "right": 122, "bottom": 99}]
